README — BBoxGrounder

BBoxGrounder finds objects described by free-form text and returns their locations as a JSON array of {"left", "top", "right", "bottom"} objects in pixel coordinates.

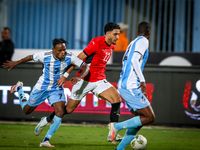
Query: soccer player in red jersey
[{"left": 35, "top": 22, "right": 123, "bottom": 142}]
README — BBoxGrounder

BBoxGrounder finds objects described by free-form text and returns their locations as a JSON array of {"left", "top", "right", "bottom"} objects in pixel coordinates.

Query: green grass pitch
[{"left": 0, "top": 123, "right": 200, "bottom": 150}]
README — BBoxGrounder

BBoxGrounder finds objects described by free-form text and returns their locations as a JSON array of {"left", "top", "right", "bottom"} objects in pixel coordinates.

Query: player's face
[
  {"left": 107, "top": 29, "right": 120, "bottom": 45},
  {"left": 1, "top": 29, "right": 10, "bottom": 41},
  {"left": 52, "top": 43, "right": 66, "bottom": 60}
]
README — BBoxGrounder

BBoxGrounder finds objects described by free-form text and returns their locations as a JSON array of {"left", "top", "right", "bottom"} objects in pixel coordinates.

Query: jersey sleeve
[
  {"left": 132, "top": 52, "right": 145, "bottom": 82},
  {"left": 32, "top": 51, "right": 45, "bottom": 63},
  {"left": 70, "top": 54, "right": 84, "bottom": 67},
  {"left": 83, "top": 39, "right": 97, "bottom": 56},
  {"left": 134, "top": 38, "right": 149, "bottom": 56}
]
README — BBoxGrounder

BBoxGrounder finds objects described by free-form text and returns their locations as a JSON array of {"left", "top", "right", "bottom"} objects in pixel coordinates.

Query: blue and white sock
[
  {"left": 114, "top": 116, "right": 142, "bottom": 130},
  {"left": 44, "top": 115, "right": 62, "bottom": 141},
  {"left": 116, "top": 128, "right": 140, "bottom": 150},
  {"left": 18, "top": 89, "right": 27, "bottom": 109}
]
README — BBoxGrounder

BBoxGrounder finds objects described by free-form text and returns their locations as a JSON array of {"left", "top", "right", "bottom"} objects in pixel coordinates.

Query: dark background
[{"left": 1, "top": 60, "right": 200, "bottom": 127}]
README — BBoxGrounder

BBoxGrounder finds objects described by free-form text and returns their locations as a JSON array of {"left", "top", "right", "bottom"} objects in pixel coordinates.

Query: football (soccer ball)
[{"left": 130, "top": 135, "right": 147, "bottom": 150}]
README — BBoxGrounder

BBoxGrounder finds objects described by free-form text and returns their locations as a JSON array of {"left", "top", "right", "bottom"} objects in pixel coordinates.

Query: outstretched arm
[{"left": 2, "top": 55, "right": 33, "bottom": 71}]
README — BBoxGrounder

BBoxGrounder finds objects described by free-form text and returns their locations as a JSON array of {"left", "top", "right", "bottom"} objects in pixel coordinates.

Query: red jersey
[{"left": 77, "top": 36, "right": 115, "bottom": 82}]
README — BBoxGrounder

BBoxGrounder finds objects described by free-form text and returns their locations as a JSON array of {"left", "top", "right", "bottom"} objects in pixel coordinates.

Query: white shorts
[{"left": 70, "top": 79, "right": 113, "bottom": 100}]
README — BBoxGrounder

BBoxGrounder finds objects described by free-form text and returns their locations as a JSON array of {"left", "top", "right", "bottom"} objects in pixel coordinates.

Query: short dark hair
[
  {"left": 52, "top": 38, "right": 69, "bottom": 48},
  {"left": 3, "top": 27, "right": 10, "bottom": 32},
  {"left": 138, "top": 22, "right": 151, "bottom": 36},
  {"left": 104, "top": 22, "right": 120, "bottom": 34}
]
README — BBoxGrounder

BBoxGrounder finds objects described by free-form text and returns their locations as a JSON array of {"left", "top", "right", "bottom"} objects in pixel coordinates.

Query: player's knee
[
  {"left": 23, "top": 107, "right": 32, "bottom": 115},
  {"left": 148, "top": 114, "right": 155, "bottom": 123},
  {"left": 112, "top": 95, "right": 121, "bottom": 103},
  {"left": 55, "top": 108, "right": 65, "bottom": 118}
]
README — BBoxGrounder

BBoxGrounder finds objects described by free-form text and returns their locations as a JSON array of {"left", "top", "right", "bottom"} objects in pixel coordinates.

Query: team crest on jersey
[
  {"left": 140, "top": 96, "right": 147, "bottom": 104},
  {"left": 30, "top": 98, "right": 36, "bottom": 104}
]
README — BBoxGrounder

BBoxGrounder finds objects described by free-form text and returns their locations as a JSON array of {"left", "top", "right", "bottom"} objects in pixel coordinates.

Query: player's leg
[
  {"left": 116, "top": 107, "right": 154, "bottom": 149},
  {"left": 115, "top": 111, "right": 142, "bottom": 150},
  {"left": 109, "top": 88, "right": 155, "bottom": 143},
  {"left": 65, "top": 98, "right": 81, "bottom": 113},
  {"left": 39, "top": 90, "right": 66, "bottom": 147},
  {"left": 114, "top": 106, "right": 155, "bottom": 131},
  {"left": 96, "top": 81, "right": 121, "bottom": 122},
  {"left": 93, "top": 80, "right": 122, "bottom": 142},
  {"left": 35, "top": 79, "right": 90, "bottom": 136},
  {"left": 99, "top": 87, "right": 123, "bottom": 142},
  {"left": 65, "top": 79, "right": 91, "bottom": 113},
  {"left": 38, "top": 98, "right": 81, "bottom": 134},
  {"left": 10, "top": 81, "right": 37, "bottom": 114},
  {"left": 136, "top": 105, "right": 155, "bottom": 125},
  {"left": 116, "top": 126, "right": 142, "bottom": 150}
]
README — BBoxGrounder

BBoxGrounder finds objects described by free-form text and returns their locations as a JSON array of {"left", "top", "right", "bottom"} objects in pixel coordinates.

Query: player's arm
[
  {"left": 77, "top": 51, "right": 88, "bottom": 60},
  {"left": 70, "top": 62, "right": 89, "bottom": 85},
  {"left": 62, "top": 51, "right": 88, "bottom": 77},
  {"left": 132, "top": 52, "right": 146, "bottom": 96},
  {"left": 57, "top": 64, "right": 76, "bottom": 87},
  {"left": 57, "top": 52, "right": 89, "bottom": 87},
  {"left": 2, "top": 55, "right": 33, "bottom": 71}
]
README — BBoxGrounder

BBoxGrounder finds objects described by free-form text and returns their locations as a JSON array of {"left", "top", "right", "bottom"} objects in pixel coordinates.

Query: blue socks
[
  {"left": 18, "top": 89, "right": 27, "bottom": 109},
  {"left": 44, "top": 116, "right": 62, "bottom": 141},
  {"left": 116, "top": 128, "right": 139, "bottom": 150},
  {"left": 114, "top": 116, "right": 142, "bottom": 130},
  {"left": 114, "top": 116, "right": 142, "bottom": 150}
]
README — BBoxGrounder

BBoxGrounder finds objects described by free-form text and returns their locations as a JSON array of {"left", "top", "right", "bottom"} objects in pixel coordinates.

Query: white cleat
[
  {"left": 34, "top": 117, "right": 48, "bottom": 136},
  {"left": 107, "top": 134, "right": 123, "bottom": 143},
  {"left": 10, "top": 81, "right": 23, "bottom": 94},
  {"left": 39, "top": 140, "right": 55, "bottom": 147},
  {"left": 108, "top": 122, "right": 119, "bottom": 144}
]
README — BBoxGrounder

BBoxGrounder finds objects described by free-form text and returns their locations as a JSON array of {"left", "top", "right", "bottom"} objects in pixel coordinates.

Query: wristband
[
  {"left": 63, "top": 72, "right": 69, "bottom": 78},
  {"left": 76, "top": 77, "right": 81, "bottom": 81}
]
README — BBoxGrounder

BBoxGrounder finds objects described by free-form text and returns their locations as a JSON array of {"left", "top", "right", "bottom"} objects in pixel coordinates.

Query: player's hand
[
  {"left": 57, "top": 76, "right": 67, "bottom": 87},
  {"left": 70, "top": 77, "right": 81, "bottom": 85},
  {"left": 137, "top": 82, "right": 147, "bottom": 97},
  {"left": 2, "top": 60, "right": 16, "bottom": 71}
]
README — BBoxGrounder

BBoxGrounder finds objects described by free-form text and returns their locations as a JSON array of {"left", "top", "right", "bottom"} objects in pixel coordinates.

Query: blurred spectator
[
  {"left": 114, "top": 23, "right": 129, "bottom": 51},
  {"left": 0, "top": 27, "right": 14, "bottom": 65}
]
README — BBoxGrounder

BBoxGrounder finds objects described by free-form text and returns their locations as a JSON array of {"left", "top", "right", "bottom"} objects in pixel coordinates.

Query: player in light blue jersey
[
  {"left": 2, "top": 38, "right": 89, "bottom": 147},
  {"left": 108, "top": 22, "right": 155, "bottom": 150}
]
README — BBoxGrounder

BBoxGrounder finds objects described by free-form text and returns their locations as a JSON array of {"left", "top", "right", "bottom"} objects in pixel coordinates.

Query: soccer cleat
[
  {"left": 39, "top": 140, "right": 55, "bottom": 147},
  {"left": 10, "top": 81, "right": 23, "bottom": 94},
  {"left": 107, "top": 134, "right": 123, "bottom": 143},
  {"left": 108, "top": 122, "right": 119, "bottom": 144},
  {"left": 34, "top": 117, "right": 48, "bottom": 136}
]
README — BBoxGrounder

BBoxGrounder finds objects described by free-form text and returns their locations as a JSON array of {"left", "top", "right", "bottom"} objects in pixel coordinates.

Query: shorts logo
[
  {"left": 140, "top": 96, "right": 146, "bottom": 104},
  {"left": 103, "top": 80, "right": 108, "bottom": 83},
  {"left": 30, "top": 98, "right": 36, "bottom": 104}
]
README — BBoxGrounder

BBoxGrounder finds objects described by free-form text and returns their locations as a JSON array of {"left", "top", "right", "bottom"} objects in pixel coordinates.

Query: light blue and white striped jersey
[
  {"left": 118, "top": 36, "right": 149, "bottom": 90},
  {"left": 32, "top": 50, "right": 84, "bottom": 90}
]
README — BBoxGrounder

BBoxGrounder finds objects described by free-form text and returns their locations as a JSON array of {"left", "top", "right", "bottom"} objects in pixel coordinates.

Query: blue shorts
[
  {"left": 118, "top": 88, "right": 150, "bottom": 111},
  {"left": 27, "top": 87, "right": 66, "bottom": 107}
]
